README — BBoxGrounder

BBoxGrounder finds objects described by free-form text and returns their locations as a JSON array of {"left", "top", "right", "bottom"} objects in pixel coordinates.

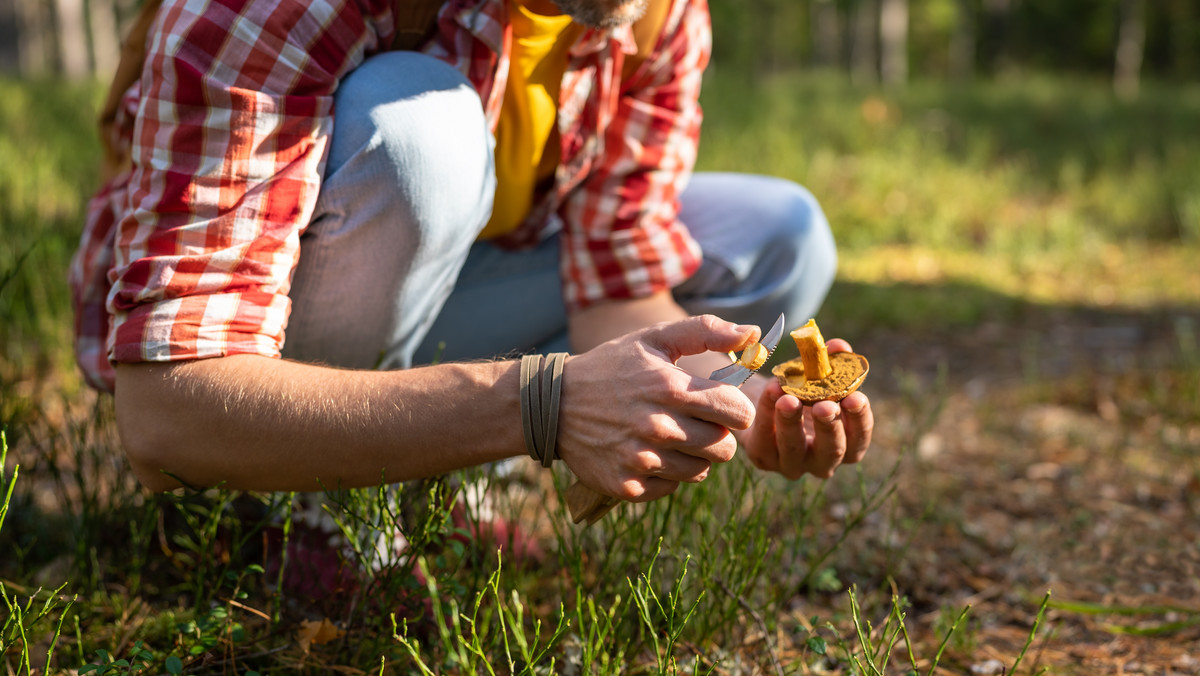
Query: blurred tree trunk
[
  {"left": 879, "top": 0, "right": 907, "bottom": 86},
  {"left": 1167, "top": 0, "right": 1198, "bottom": 79},
  {"left": 851, "top": 0, "right": 878, "bottom": 85},
  {"left": 116, "top": 0, "right": 140, "bottom": 34},
  {"left": 55, "top": 0, "right": 90, "bottom": 78},
  {"left": 1114, "top": 0, "right": 1145, "bottom": 99},
  {"left": 89, "top": 0, "right": 121, "bottom": 78},
  {"left": 949, "top": 0, "right": 976, "bottom": 81},
  {"left": 752, "top": 0, "right": 783, "bottom": 73},
  {"left": 14, "top": 0, "right": 51, "bottom": 75},
  {"left": 810, "top": 0, "right": 841, "bottom": 69},
  {"left": 981, "top": 0, "right": 1016, "bottom": 74},
  {"left": 0, "top": 0, "right": 18, "bottom": 72}
]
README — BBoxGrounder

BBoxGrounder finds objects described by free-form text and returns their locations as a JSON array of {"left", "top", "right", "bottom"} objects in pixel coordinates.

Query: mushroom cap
[{"left": 771, "top": 352, "right": 869, "bottom": 404}]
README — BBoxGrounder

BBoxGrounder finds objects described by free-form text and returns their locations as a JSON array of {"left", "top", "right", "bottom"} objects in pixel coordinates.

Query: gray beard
[{"left": 553, "top": 0, "right": 649, "bottom": 28}]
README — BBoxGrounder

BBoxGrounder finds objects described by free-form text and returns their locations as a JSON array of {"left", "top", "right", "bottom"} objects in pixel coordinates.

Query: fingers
[
  {"left": 677, "top": 380, "right": 756, "bottom": 431},
  {"left": 622, "top": 476, "right": 682, "bottom": 503},
  {"left": 839, "top": 391, "right": 874, "bottom": 465},
  {"left": 743, "top": 379, "right": 874, "bottom": 480},
  {"left": 800, "top": 400, "right": 848, "bottom": 479},
  {"left": 609, "top": 415, "right": 737, "bottom": 501},
  {"left": 608, "top": 447, "right": 719, "bottom": 503},
  {"left": 634, "top": 448, "right": 715, "bottom": 483},
  {"left": 744, "top": 379, "right": 787, "bottom": 473},
  {"left": 640, "top": 314, "right": 766, "bottom": 430},
  {"left": 642, "top": 314, "right": 760, "bottom": 363},
  {"left": 638, "top": 413, "right": 738, "bottom": 462},
  {"left": 825, "top": 337, "right": 853, "bottom": 354}
]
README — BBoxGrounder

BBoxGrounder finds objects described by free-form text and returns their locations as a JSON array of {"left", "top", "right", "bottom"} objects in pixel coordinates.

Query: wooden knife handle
[{"left": 564, "top": 481, "right": 619, "bottom": 525}]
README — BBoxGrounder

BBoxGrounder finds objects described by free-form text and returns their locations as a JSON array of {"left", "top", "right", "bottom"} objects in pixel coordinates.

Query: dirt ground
[{"left": 791, "top": 301, "right": 1200, "bottom": 674}]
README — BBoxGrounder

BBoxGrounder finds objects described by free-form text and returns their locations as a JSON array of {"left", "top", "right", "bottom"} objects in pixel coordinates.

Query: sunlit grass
[
  {"left": 840, "top": 243, "right": 1200, "bottom": 311},
  {"left": 698, "top": 69, "right": 1200, "bottom": 326},
  {"left": 0, "top": 77, "right": 105, "bottom": 393}
]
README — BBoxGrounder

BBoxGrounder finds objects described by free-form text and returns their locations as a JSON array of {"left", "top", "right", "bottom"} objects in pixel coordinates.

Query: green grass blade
[
  {"left": 1010, "top": 591, "right": 1052, "bottom": 674},
  {"left": 924, "top": 604, "right": 971, "bottom": 676}
]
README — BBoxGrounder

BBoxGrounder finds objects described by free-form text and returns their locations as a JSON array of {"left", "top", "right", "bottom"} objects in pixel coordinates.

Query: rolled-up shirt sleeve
[
  {"left": 557, "top": 0, "right": 710, "bottom": 310},
  {"left": 107, "top": 1, "right": 382, "bottom": 369}
]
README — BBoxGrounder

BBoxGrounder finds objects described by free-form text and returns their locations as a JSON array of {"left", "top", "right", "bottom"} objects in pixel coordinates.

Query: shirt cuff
[{"left": 109, "top": 291, "right": 290, "bottom": 366}]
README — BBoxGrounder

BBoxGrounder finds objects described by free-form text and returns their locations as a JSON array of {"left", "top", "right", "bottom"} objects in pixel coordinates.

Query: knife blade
[{"left": 707, "top": 312, "right": 786, "bottom": 386}]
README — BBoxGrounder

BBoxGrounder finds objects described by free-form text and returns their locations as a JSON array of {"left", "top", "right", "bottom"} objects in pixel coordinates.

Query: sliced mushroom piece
[{"left": 737, "top": 342, "right": 769, "bottom": 370}]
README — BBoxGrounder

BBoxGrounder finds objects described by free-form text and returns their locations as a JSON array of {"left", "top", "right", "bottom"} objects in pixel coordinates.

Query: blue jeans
[{"left": 283, "top": 52, "right": 837, "bottom": 369}]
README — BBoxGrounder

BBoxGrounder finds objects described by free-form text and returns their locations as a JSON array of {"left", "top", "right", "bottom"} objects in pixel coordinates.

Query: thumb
[{"left": 642, "top": 315, "right": 761, "bottom": 363}]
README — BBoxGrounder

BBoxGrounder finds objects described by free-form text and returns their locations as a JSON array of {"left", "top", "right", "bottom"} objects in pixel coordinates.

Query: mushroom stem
[{"left": 791, "top": 319, "right": 832, "bottom": 381}]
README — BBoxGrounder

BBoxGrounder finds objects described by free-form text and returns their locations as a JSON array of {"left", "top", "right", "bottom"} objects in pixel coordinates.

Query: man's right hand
[{"left": 555, "top": 315, "right": 758, "bottom": 502}]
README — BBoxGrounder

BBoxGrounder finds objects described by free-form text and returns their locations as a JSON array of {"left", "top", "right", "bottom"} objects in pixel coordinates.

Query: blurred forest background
[
  {"left": 2, "top": 0, "right": 1200, "bottom": 672},
  {"left": 2, "top": 0, "right": 1196, "bottom": 95}
]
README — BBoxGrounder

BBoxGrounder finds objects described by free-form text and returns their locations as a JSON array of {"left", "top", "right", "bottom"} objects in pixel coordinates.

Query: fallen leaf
[{"left": 297, "top": 618, "right": 344, "bottom": 653}]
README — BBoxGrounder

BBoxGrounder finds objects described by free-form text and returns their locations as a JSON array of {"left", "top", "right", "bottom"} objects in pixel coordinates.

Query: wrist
[{"left": 518, "top": 352, "right": 569, "bottom": 467}]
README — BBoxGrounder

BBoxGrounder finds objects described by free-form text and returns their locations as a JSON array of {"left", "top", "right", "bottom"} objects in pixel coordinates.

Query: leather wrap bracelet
[{"left": 519, "top": 352, "right": 568, "bottom": 467}]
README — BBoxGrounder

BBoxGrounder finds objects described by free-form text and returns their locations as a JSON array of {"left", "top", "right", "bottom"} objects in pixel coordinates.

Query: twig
[
  {"left": 715, "top": 578, "right": 785, "bottom": 676},
  {"left": 221, "top": 597, "right": 271, "bottom": 622},
  {"left": 0, "top": 579, "right": 31, "bottom": 595}
]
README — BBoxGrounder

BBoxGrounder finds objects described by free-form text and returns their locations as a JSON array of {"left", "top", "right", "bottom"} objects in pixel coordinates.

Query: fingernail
[{"left": 734, "top": 324, "right": 759, "bottom": 341}]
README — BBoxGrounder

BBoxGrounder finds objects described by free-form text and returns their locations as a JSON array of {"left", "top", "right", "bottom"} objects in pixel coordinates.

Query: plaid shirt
[{"left": 70, "top": 0, "right": 710, "bottom": 392}]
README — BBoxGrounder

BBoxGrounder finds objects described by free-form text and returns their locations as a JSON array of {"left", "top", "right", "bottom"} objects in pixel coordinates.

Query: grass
[
  {"left": 699, "top": 68, "right": 1200, "bottom": 333},
  {"left": 3, "top": 67, "right": 1200, "bottom": 673},
  {"left": 0, "top": 78, "right": 100, "bottom": 392}
]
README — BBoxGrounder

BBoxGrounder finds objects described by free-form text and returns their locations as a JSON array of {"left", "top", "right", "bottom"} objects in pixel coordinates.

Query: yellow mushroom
[{"left": 771, "top": 319, "right": 870, "bottom": 404}]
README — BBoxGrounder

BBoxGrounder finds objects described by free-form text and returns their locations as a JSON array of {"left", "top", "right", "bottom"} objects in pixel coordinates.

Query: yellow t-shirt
[{"left": 478, "top": 0, "right": 582, "bottom": 240}]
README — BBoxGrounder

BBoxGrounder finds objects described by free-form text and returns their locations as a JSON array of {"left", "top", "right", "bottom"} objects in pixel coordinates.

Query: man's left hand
[{"left": 737, "top": 338, "right": 874, "bottom": 479}]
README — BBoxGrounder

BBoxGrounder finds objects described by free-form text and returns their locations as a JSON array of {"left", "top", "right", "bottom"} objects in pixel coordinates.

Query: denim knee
[
  {"left": 676, "top": 174, "right": 838, "bottom": 325},
  {"left": 283, "top": 53, "right": 495, "bottom": 369},
  {"left": 762, "top": 182, "right": 838, "bottom": 324},
  {"left": 326, "top": 51, "right": 495, "bottom": 247}
]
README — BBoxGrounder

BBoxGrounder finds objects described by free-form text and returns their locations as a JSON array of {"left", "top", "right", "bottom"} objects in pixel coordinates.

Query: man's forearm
[{"left": 115, "top": 355, "right": 524, "bottom": 492}]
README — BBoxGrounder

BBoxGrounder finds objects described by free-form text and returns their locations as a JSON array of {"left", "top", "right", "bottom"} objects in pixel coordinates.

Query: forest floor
[
  {"left": 5, "top": 275, "right": 1198, "bottom": 675},
  {"left": 775, "top": 291, "right": 1200, "bottom": 674}
]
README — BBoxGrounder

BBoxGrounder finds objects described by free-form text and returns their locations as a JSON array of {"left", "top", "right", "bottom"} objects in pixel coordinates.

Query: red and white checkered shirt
[{"left": 70, "top": 0, "right": 710, "bottom": 392}]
